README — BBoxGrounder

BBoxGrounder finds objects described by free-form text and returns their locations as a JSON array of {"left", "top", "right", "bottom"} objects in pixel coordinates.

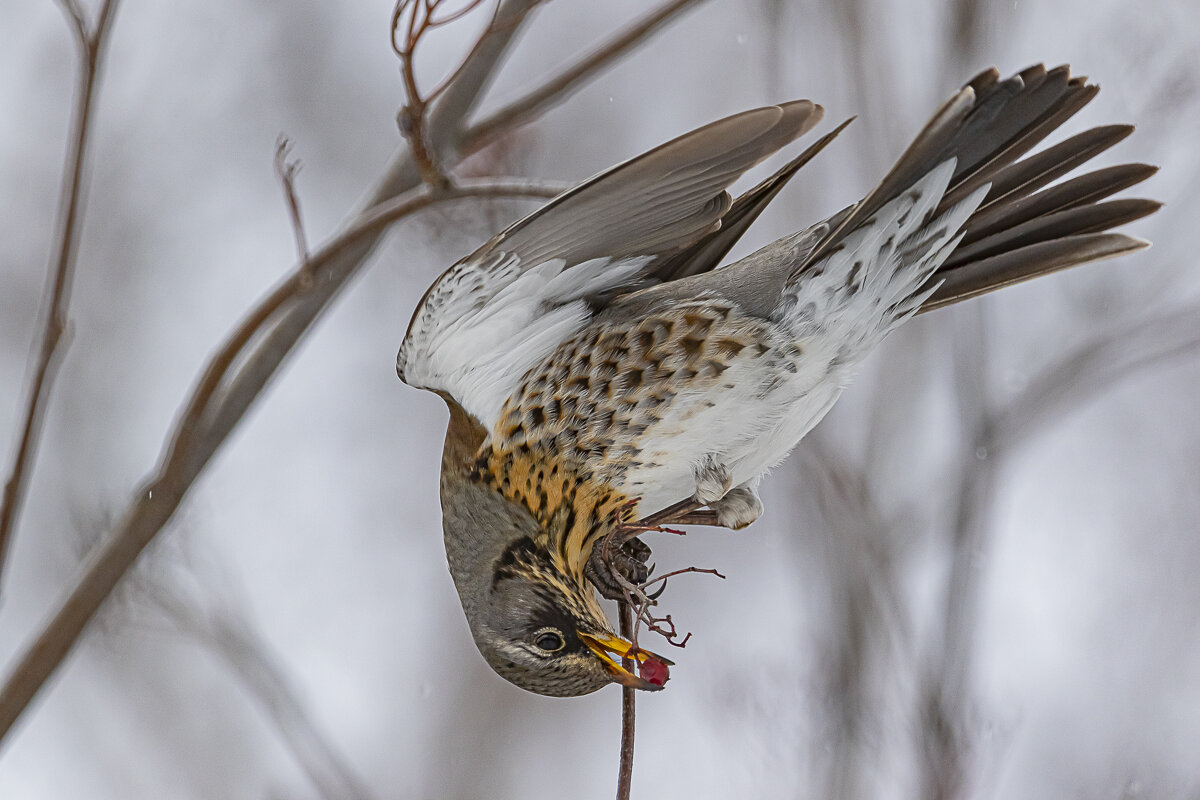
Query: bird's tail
[{"left": 797, "top": 64, "right": 1160, "bottom": 315}]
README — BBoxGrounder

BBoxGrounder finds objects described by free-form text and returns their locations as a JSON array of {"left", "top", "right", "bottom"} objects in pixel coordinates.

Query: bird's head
[{"left": 440, "top": 468, "right": 671, "bottom": 697}]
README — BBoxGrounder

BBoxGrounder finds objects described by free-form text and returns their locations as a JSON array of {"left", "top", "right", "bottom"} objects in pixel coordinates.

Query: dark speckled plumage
[{"left": 399, "top": 65, "right": 1159, "bottom": 696}]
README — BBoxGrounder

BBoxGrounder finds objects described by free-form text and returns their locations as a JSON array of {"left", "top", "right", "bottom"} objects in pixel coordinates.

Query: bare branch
[
  {"left": 53, "top": 0, "right": 89, "bottom": 46},
  {"left": 617, "top": 602, "right": 636, "bottom": 800},
  {"left": 0, "top": 0, "right": 121, "bottom": 592},
  {"left": 138, "top": 570, "right": 374, "bottom": 800},
  {"left": 912, "top": 297, "right": 1200, "bottom": 800},
  {"left": 462, "top": 0, "right": 710, "bottom": 155},
  {"left": 425, "top": 1, "right": 509, "bottom": 104},
  {"left": 0, "top": 0, "right": 707, "bottom": 759},
  {"left": 391, "top": 0, "right": 459, "bottom": 187},
  {"left": 989, "top": 303, "right": 1200, "bottom": 453},
  {"left": 795, "top": 432, "right": 911, "bottom": 800},
  {"left": 391, "top": 0, "right": 544, "bottom": 189},
  {"left": 273, "top": 135, "right": 310, "bottom": 271},
  {"left": 918, "top": 304, "right": 996, "bottom": 800},
  {"left": 0, "top": 176, "right": 566, "bottom": 745}
]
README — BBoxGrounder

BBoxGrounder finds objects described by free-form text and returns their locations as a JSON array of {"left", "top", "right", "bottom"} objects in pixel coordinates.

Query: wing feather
[{"left": 398, "top": 100, "right": 826, "bottom": 428}]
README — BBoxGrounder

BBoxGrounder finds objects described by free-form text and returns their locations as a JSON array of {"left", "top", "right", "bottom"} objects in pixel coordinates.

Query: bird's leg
[
  {"left": 587, "top": 498, "right": 698, "bottom": 601},
  {"left": 586, "top": 535, "right": 651, "bottom": 602},
  {"left": 586, "top": 478, "right": 758, "bottom": 601}
]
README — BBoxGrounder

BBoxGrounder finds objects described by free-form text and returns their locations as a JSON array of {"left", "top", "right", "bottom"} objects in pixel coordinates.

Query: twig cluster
[
  {"left": 596, "top": 499, "right": 727, "bottom": 654},
  {"left": 390, "top": 0, "right": 537, "bottom": 188}
]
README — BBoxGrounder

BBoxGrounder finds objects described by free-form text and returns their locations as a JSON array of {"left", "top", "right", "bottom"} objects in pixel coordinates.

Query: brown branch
[
  {"left": 0, "top": 0, "right": 707, "bottom": 755},
  {"left": 132, "top": 558, "right": 375, "bottom": 800},
  {"left": 0, "top": 0, "right": 121, "bottom": 592},
  {"left": 273, "top": 135, "right": 310, "bottom": 271},
  {"left": 617, "top": 601, "right": 636, "bottom": 800},
  {"left": 795, "top": 435, "right": 909, "bottom": 800},
  {"left": 373, "top": 0, "right": 696, "bottom": 207},
  {"left": 988, "top": 303, "right": 1200, "bottom": 453},
  {"left": 392, "top": 0, "right": 456, "bottom": 187},
  {"left": 918, "top": 304, "right": 995, "bottom": 800},
  {"left": 0, "top": 177, "right": 564, "bottom": 745},
  {"left": 916, "top": 298, "right": 1200, "bottom": 800},
  {"left": 593, "top": 501, "right": 725, "bottom": 655},
  {"left": 391, "top": 0, "right": 527, "bottom": 189},
  {"left": 462, "top": 0, "right": 710, "bottom": 155}
]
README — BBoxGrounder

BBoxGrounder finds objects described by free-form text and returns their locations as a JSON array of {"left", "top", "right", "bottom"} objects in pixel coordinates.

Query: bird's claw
[{"left": 585, "top": 536, "right": 652, "bottom": 601}]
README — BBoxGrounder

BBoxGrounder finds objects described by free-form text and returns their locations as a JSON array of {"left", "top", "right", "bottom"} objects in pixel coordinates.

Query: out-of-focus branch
[
  {"left": 273, "top": 136, "right": 310, "bottom": 269},
  {"left": 918, "top": 303, "right": 995, "bottom": 800},
  {"left": 141, "top": 578, "right": 374, "bottom": 800},
  {"left": 0, "top": 178, "right": 562, "bottom": 745},
  {"left": 989, "top": 303, "right": 1200, "bottom": 453},
  {"left": 196, "top": 177, "right": 568, "bottom": 455},
  {"left": 0, "top": 0, "right": 706, "bottom": 748},
  {"left": 917, "top": 296, "right": 1200, "bottom": 800},
  {"left": 461, "top": 0, "right": 711, "bottom": 155},
  {"left": 0, "top": 0, "right": 121, "bottom": 593},
  {"left": 799, "top": 431, "right": 909, "bottom": 800}
]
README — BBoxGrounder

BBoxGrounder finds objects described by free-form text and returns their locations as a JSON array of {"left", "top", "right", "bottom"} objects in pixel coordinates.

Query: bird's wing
[{"left": 398, "top": 101, "right": 824, "bottom": 429}]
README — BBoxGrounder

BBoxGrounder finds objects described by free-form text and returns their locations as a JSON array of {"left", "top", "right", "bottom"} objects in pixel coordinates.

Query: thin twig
[
  {"left": 617, "top": 601, "right": 636, "bottom": 800},
  {"left": 918, "top": 303, "right": 994, "bottom": 800},
  {"left": 0, "top": 0, "right": 121, "bottom": 592},
  {"left": 392, "top": 0, "right": 453, "bottom": 187},
  {"left": 462, "top": 0, "right": 710, "bottom": 155},
  {"left": 594, "top": 500, "right": 725, "bottom": 653},
  {"left": 391, "top": 0, "right": 511, "bottom": 188},
  {"left": 273, "top": 136, "right": 310, "bottom": 271}
]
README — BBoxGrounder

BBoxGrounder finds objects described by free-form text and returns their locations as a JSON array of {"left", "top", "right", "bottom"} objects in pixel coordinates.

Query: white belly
[{"left": 615, "top": 335, "right": 849, "bottom": 514}]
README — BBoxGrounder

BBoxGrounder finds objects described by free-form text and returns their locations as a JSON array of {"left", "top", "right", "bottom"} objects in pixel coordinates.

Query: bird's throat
[{"left": 474, "top": 441, "right": 629, "bottom": 581}]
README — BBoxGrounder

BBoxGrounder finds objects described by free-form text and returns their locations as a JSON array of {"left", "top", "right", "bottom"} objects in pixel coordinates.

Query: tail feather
[
  {"left": 789, "top": 64, "right": 1155, "bottom": 311},
  {"left": 922, "top": 233, "right": 1149, "bottom": 312},
  {"left": 616, "top": 65, "right": 1155, "bottom": 322},
  {"left": 946, "top": 197, "right": 1161, "bottom": 269},
  {"left": 941, "top": 66, "right": 1098, "bottom": 199},
  {"left": 962, "top": 163, "right": 1157, "bottom": 244},
  {"left": 972, "top": 124, "right": 1133, "bottom": 210}
]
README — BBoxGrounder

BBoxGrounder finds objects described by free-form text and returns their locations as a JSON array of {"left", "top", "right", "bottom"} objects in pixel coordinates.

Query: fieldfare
[{"left": 396, "top": 65, "right": 1158, "bottom": 696}]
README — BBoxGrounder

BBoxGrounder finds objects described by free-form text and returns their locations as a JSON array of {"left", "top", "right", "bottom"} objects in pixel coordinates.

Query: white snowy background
[{"left": 1, "top": 0, "right": 1198, "bottom": 798}]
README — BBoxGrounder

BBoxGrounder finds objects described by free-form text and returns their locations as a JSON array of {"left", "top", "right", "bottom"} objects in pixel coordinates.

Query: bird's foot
[
  {"left": 691, "top": 456, "right": 763, "bottom": 530},
  {"left": 586, "top": 536, "right": 652, "bottom": 601},
  {"left": 709, "top": 485, "right": 763, "bottom": 530}
]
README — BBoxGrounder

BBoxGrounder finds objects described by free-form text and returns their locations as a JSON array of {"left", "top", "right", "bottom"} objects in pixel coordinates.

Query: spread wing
[{"left": 397, "top": 100, "right": 824, "bottom": 429}]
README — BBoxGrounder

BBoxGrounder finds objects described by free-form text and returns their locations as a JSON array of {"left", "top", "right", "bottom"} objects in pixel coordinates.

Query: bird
[{"left": 396, "top": 65, "right": 1159, "bottom": 697}]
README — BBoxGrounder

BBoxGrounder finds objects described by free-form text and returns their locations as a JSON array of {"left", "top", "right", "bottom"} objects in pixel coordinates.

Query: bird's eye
[{"left": 533, "top": 628, "right": 565, "bottom": 653}]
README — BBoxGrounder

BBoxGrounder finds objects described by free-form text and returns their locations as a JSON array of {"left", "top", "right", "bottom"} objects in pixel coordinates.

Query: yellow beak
[{"left": 578, "top": 631, "right": 673, "bottom": 691}]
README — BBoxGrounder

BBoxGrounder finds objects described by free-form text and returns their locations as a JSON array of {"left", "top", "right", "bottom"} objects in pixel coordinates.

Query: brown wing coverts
[
  {"left": 642, "top": 117, "right": 855, "bottom": 283},
  {"left": 482, "top": 101, "right": 824, "bottom": 267}
]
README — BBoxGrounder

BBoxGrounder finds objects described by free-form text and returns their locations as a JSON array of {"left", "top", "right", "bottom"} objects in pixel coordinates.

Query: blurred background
[{"left": 2, "top": 0, "right": 1198, "bottom": 797}]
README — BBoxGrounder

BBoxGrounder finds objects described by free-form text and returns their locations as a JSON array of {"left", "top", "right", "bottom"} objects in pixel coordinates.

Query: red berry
[{"left": 639, "top": 657, "right": 669, "bottom": 686}]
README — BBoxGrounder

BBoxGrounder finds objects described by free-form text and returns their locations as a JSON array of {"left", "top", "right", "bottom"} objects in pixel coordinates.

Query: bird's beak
[{"left": 578, "top": 631, "right": 673, "bottom": 691}]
